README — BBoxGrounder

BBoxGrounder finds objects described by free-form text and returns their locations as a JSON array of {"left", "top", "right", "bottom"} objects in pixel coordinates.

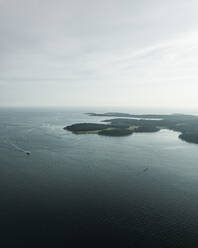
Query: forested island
[{"left": 64, "top": 112, "right": 198, "bottom": 144}]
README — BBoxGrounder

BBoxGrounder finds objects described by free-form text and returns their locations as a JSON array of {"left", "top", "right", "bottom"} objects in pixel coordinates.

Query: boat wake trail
[{"left": 9, "top": 141, "right": 31, "bottom": 155}]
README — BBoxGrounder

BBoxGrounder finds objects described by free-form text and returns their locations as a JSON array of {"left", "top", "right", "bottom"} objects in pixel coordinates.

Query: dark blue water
[{"left": 1, "top": 107, "right": 198, "bottom": 247}]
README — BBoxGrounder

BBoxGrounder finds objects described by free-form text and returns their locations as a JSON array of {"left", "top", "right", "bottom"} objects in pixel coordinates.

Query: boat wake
[{"left": 9, "top": 142, "right": 31, "bottom": 155}]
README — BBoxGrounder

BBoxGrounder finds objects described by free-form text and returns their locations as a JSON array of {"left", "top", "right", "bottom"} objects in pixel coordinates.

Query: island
[{"left": 64, "top": 112, "right": 198, "bottom": 144}]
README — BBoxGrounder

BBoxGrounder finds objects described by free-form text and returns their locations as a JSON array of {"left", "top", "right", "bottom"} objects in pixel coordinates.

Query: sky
[{"left": 1, "top": 0, "right": 198, "bottom": 108}]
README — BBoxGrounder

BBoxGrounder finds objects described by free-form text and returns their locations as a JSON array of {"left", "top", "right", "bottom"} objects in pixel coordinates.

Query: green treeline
[{"left": 64, "top": 113, "right": 198, "bottom": 144}]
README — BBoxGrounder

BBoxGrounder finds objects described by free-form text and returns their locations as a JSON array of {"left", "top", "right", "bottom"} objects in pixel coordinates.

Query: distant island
[{"left": 64, "top": 112, "right": 198, "bottom": 144}]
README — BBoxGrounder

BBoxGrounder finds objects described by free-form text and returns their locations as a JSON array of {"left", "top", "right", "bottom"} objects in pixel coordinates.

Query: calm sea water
[{"left": 1, "top": 107, "right": 198, "bottom": 247}]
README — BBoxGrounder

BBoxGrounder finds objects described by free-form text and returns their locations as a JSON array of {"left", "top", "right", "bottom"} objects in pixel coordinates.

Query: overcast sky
[{"left": 1, "top": 0, "right": 198, "bottom": 108}]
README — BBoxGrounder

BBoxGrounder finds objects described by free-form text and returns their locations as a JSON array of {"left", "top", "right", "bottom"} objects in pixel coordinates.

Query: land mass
[{"left": 64, "top": 112, "right": 198, "bottom": 144}]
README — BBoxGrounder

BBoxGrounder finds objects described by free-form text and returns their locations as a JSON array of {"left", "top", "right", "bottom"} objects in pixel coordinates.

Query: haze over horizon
[{"left": 1, "top": 0, "right": 198, "bottom": 108}]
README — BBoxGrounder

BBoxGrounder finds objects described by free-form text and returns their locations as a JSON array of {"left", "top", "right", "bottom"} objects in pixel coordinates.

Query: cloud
[{"left": 0, "top": 0, "right": 198, "bottom": 108}]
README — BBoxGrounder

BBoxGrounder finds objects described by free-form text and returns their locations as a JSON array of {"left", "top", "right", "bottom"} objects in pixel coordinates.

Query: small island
[{"left": 64, "top": 112, "right": 198, "bottom": 144}]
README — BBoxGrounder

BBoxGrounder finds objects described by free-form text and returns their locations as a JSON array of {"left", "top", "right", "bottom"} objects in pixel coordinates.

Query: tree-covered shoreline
[{"left": 64, "top": 112, "right": 198, "bottom": 144}]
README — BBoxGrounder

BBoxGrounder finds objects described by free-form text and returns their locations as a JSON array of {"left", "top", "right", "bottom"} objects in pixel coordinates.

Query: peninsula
[{"left": 64, "top": 112, "right": 198, "bottom": 144}]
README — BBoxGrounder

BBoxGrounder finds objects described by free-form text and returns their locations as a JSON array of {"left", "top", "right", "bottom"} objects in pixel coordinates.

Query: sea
[{"left": 1, "top": 107, "right": 198, "bottom": 248}]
